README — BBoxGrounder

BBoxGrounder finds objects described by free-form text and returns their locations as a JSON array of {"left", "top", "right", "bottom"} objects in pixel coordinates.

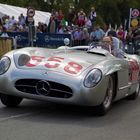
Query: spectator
[
  {"left": 11, "top": 23, "right": 19, "bottom": 32},
  {"left": 3, "top": 17, "right": 10, "bottom": 31},
  {"left": 89, "top": 7, "right": 96, "bottom": 28},
  {"left": 48, "top": 15, "right": 57, "bottom": 33},
  {"left": 66, "top": 26, "right": 72, "bottom": 34},
  {"left": 90, "top": 27, "right": 96, "bottom": 42},
  {"left": 81, "top": 27, "right": 90, "bottom": 45},
  {"left": 18, "top": 13, "right": 26, "bottom": 26},
  {"left": 0, "top": 19, "right": 3, "bottom": 34},
  {"left": 1, "top": 26, "right": 9, "bottom": 37},
  {"left": 107, "top": 27, "right": 117, "bottom": 37},
  {"left": 117, "top": 26, "right": 125, "bottom": 43},
  {"left": 37, "top": 22, "right": 44, "bottom": 33},
  {"left": 73, "top": 26, "right": 82, "bottom": 45},
  {"left": 76, "top": 9, "right": 86, "bottom": 27},
  {"left": 67, "top": 8, "right": 75, "bottom": 26},
  {"left": 84, "top": 16, "right": 92, "bottom": 32},
  {"left": 9, "top": 16, "right": 17, "bottom": 26},
  {"left": 93, "top": 25, "right": 105, "bottom": 41},
  {"left": 56, "top": 10, "right": 64, "bottom": 28},
  {"left": 57, "top": 25, "right": 65, "bottom": 34}
]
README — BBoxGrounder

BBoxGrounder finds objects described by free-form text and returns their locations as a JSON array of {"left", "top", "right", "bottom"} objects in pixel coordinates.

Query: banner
[
  {"left": 7, "top": 32, "right": 29, "bottom": 46},
  {"left": 35, "top": 33, "right": 71, "bottom": 46},
  {"left": 6, "top": 32, "right": 71, "bottom": 47}
]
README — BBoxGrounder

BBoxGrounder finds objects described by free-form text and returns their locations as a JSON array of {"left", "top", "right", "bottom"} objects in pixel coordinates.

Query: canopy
[{"left": 0, "top": 3, "right": 51, "bottom": 25}]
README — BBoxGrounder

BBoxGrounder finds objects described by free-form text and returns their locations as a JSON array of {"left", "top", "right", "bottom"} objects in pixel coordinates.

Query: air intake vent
[{"left": 15, "top": 79, "right": 73, "bottom": 98}]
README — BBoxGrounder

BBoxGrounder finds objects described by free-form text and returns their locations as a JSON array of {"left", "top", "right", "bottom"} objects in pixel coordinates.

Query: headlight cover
[
  {"left": 18, "top": 54, "right": 30, "bottom": 66},
  {"left": 84, "top": 69, "right": 102, "bottom": 88},
  {"left": 0, "top": 56, "right": 11, "bottom": 75}
]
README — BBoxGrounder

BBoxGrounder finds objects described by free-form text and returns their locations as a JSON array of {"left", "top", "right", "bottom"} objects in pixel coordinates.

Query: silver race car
[{"left": 0, "top": 38, "right": 140, "bottom": 115}]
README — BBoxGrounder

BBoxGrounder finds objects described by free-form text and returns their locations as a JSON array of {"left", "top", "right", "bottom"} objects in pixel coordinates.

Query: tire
[
  {"left": 126, "top": 82, "right": 140, "bottom": 100},
  {"left": 0, "top": 93, "right": 23, "bottom": 107},
  {"left": 95, "top": 75, "right": 114, "bottom": 116}
]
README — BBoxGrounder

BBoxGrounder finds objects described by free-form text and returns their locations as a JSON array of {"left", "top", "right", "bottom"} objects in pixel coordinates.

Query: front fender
[{"left": 105, "top": 64, "right": 122, "bottom": 76}]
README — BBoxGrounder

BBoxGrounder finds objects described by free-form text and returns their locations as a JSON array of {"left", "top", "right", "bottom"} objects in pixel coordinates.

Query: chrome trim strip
[
  {"left": 119, "top": 85, "right": 131, "bottom": 90},
  {"left": 51, "top": 89, "right": 72, "bottom": 95},
  {"left": 119, "top": 81, "right": 139, "bottom": 90}
]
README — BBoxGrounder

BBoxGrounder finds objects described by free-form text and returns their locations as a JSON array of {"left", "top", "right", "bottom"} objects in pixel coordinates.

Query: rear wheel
[
  {"left": 0, "top": 93, "right": 23, "bottom": 107},
  {"left": 95, "top": 75, "right": 114, "bottom": 116}
]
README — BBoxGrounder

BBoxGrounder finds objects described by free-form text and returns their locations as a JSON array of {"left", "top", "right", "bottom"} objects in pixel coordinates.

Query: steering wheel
[{"left": 88, "top": 42, "right": 98, "bottom": 50}]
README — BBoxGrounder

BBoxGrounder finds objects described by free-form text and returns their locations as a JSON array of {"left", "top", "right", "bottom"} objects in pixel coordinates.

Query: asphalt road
[{"left": 0, "top": 96, "right": 140, "bottom": 140}]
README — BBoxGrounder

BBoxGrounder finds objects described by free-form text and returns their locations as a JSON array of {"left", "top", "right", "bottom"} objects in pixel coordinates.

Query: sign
[
  {"left": 27, "top": 7, "right": 35, "bottom": 17},
  {"left": 27, "top": 7, "right": 35, "bottom": 25},
  {"left": 129, "top": 8, "right": 140, "bottom": 28},
  {"left": 35, "top": 33, "right": 71, "bottom": 46},
  {"left": 131, "top": 18, "right": 139, "bottom": 27},
  {"left": 6, "top": 32, "right": 71, "bottom": 47},
  {"left": 131, "top": 9, "right": 139, "bottom": 18}
]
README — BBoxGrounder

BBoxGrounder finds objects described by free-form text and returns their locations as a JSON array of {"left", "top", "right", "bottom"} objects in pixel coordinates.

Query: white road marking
[{"left": 0, "top": 112, "right": 39, "bottom": 122}]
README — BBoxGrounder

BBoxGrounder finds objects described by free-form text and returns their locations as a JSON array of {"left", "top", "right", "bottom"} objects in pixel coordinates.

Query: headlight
[
  {"left": 0, "top": 56, "right": 11, "bottom": 75},
  {"left": 84, "top": 69, "right": 102, "bottom": 88}
]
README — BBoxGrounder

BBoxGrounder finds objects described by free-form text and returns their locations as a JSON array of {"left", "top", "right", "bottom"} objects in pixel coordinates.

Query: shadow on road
[{"left": 0, "top": 96, "right": 140, "bottom": 127}]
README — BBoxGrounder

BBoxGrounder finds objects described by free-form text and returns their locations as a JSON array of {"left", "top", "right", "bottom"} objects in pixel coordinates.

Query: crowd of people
[
  {"left": 0, "top": 14, "right": 28, "bottom": 33},
  {"left": 0, "top": 7, "right": 140, "bottom": 50},
  {"left": 0, "top": 7, "right": 97, "bottom": 45},
  {"left": 46, "top": 7, "right": 130, "bottom": 47}
]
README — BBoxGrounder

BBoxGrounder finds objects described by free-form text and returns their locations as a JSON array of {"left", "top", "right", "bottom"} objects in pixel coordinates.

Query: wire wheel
[
  {"left": 95, "top": 75, "right": 114, "bottom": 116},
  {"left": 103, "top": 76, "right": 114, "bottom": 109}
]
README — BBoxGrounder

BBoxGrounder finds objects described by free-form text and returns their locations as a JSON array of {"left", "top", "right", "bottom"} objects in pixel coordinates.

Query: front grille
[{"left": 15, "top": 79, "right": 73, "bottom": 98}]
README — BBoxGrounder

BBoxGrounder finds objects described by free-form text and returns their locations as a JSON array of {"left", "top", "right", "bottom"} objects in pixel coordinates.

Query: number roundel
[
  {"left": 45, "top": 57, "right": 64, "bottom": 68},
  {"left": 26, "top": 56, "right": 45, "bottom": 67},
  {"left": 26, "top": 56, "right": 83, "bottom": 75},
  {"left": 64, "top": 62, "right": 83, "bottom": 74}
]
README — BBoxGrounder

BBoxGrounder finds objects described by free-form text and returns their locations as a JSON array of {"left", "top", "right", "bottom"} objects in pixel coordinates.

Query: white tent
[{"left": 0, "top": 3, "right": 51, "bottom": 25}]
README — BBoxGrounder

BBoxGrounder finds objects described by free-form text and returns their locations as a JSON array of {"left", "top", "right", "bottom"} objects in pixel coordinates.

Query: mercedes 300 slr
[{"left": 0, "top": 39, "right": 140, "bottom": 115}]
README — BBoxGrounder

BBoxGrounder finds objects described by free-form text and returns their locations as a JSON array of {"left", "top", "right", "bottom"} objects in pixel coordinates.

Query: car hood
[{"left": 13, "top": 47, "right": 107, "bottom": 76}]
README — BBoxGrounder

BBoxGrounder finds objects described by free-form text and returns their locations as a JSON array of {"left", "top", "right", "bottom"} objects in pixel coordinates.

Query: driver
[
  {"left": 102, "top": 36, "right": 113, "bottom": 53},
  {"left": 102, "top": 36, "right": 124, "bottom": 58}
]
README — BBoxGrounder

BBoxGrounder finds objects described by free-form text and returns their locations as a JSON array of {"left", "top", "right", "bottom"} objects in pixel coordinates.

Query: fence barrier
[
  {"left": 6, "top": 32, "right": 71, "bottom": 48},
  {"left": 0, "top": 37, "right": 13, "bottom": 57}
]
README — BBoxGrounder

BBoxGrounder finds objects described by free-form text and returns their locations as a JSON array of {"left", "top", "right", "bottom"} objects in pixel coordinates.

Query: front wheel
[
  {"left": 0, "top": 93, "right": 23, "bottom": 107},
  {"left": 95, "top": 75, "right": 114, "bottom": 116}
]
